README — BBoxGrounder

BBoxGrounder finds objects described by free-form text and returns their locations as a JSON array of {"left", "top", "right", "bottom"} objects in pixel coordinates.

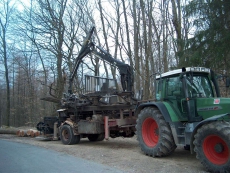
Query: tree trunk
[
  {"left": 133, "top": 0, "right": 141, "bottom": 95},
  {"left": 140, "top": 0, "right": 150, "bottom": 100},
  {"left": 1, "top": 21, "right": 10, "bottom": 127},
  {"left": 122, "top": 0, "right": 133, "bottom": 67},
  {"left": 162, "top": 0, "right": 168, "bottom": 72},
  {"left": 98, "top": 0, "right": 109, "bottom": 78},
  {"left": 147, "top": 0, "right": 155, "bottom": 98},
  {"left": 171, "top": 0, "right": 183, "bottom": 67}
]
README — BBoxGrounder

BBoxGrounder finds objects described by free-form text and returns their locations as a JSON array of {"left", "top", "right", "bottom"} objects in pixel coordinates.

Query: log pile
[
  {"left": 16, "top": 129, "right": 40, "bottom": 137},
  {"left": 0, "top": 127, "right": 41, "bottom": 137}
]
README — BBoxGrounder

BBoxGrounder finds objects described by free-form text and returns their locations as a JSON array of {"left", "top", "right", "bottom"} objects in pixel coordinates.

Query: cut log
[
  {"left": 30, "top": 130, "right": 35, "bottom": 137},
  {"left": 30, "top": 130, "right": 39, "bottom": 137},
  {"left": 0, "top": 128, "right": 19, "bottom": 135},
  {"left": 34, "top": 131, "right": 40, "bottom": 137},
  {"left": 16, "top": 130, "right": 21, "bottom": 136},
  {"left": 0, "top": 128, "right": 39, "bottom": 137},
  {"left": 26, "top": 130, "right": 31, "bottom": 136},
  {"left": 20, "top": 130, "right": 28, "bottom": 137}
]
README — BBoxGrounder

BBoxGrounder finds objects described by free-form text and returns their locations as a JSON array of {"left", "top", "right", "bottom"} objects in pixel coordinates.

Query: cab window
[
  {"left": 186, "top": 76, "right": 214, "bottom": 98},
  {"left": 166, "top": 76, "right": 183, "bottom": 98}
]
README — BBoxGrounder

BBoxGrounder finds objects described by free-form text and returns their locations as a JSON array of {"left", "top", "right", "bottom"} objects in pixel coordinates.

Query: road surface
[
  {"left": 0, "top": 134, "right": 208, "bottom": 173},
  {"left": 0, "top": 139, "right": 124, "bottom": 173}
]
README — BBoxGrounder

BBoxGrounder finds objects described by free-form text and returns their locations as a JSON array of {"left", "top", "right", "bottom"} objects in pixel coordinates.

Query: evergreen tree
[{"left": 184, "top": 0, "right": 230, "bottom": 72}]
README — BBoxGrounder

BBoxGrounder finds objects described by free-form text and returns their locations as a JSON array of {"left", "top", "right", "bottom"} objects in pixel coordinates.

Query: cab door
[{"left": 164, "top": 76, "right": 187, "bottom": 120}]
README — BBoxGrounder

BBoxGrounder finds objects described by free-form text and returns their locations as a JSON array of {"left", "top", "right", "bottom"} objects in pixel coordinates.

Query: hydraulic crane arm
[
  {"left": 68, "top": 27, "right": 134, "bottom": 94},
  {"left": 92, "top": 45, "right": 133, "bottom": 92},
  {"left": 68, "top": 27, "right": 95, "bottom": 94}
]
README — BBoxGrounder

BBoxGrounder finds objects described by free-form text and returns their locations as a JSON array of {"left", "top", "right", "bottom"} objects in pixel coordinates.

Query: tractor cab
[{"left": 155, "top": 67, "right": 229, "bottom": 122}]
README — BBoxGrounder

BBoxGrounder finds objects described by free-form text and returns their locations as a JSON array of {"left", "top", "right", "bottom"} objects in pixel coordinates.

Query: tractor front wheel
[
  {"left": 136, "top": 107, "right": 176, "bottom": 157},
  {"left": 60, "top": 125, "right": 80, "bottom": 145},
  {"left": 194, "top": 121, "right": 230, "bottom": 172}
]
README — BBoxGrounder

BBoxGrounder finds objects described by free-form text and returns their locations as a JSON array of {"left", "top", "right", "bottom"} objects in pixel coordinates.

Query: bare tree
[
  {"left": 121, "top": 0, "right": 133, "bottom": 67},
  {"left": 20, "top": 0, "right": 87, "bottom": 100},
  {"left": 97, "top": 0, "right": 109, "bottom": 78},
  {"left": 19, "top": 0, "right": 67, "bottom": 101},
  {"left": 0, "top": 0, "right": 16, "bottom": 126},
  {"left": 139, "top": 0, "right": 151, "bottom": 100},
  {"left": 132, "top": 0, "right": 141, "bottom": 94},
  {"left": 170, "top": 0, "right": 183, "bottom": 67}
]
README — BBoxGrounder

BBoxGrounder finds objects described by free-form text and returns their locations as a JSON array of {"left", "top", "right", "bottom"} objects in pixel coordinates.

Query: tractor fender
[
  {"left": 190, "top": 113, "right": 229, "bottom": 154},
  {"left": 60, "top": 119, "right": 78, "bottom": 135},
  {"left": 135, "top": 102, "right": 172, "bottom": 123}
]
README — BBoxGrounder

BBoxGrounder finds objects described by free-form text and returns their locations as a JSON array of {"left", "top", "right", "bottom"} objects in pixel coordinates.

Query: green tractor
[{"left": 135, "top": 67, "right": 230, "bottom": 172}]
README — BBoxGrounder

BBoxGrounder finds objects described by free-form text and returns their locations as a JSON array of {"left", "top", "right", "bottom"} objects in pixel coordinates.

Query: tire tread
[
  {"left": 194, "top": 121, "right": 230, "bottom": 173},
  {"left": 136, "top": 107, "right": 177, "bottom": 157}
]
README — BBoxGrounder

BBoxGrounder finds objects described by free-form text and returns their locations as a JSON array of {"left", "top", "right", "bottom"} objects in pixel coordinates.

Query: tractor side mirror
[{"left": 226, "top": 77, "right": 230, "bottom": 87}]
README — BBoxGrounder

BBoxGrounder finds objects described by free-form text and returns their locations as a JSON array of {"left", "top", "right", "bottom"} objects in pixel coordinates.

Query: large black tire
[
  {"left": 60, "top": 125, "right": 80, "bottom": 145},
  {"left": 136, "top": 107, "right": 176, "bottom": 157},
  {"left": 88, "top": 134, "right": 105, "bottom": 142},
  {"left": 194, "top": 121, "right": 230, "bottom": 173},
  {"left": 97, "top": 134, "right": 105, "bottom": 141}
]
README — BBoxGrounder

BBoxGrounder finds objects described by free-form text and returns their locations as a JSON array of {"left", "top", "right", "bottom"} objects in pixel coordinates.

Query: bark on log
[{"left": 0, "top": 128, "right": 19, "bottom": 135}]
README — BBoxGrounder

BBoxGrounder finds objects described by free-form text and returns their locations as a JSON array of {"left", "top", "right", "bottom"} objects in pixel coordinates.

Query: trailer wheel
[
  {"left": 194, "top": 121, "right": 230, "bottom": 172},
  {"left": 97, "top": 134, "right": 105, "bottom": 141},
  {"left": 60, "top": 125, "right": 80, "bottom": 145},
  {"left": 136, "top": 107, "right": 176, "bottom": 157},
  {"left": 88, "top": 134, "right": 105, "bottom": 142}
]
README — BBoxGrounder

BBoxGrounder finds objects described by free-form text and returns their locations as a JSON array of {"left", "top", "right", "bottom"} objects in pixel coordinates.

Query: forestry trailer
[{"left": 37, "top": 27, "right": 230, "bottom": 172}]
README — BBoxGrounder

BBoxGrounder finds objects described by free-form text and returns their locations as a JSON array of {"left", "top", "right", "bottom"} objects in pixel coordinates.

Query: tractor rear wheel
[
  {"left": 194, "top": 121, "right": 230, "bottom": 172},
  {"left": 60, "top": 125, "right": 80, "bottom": 145},
  {"left": 136, "top": 107, "right": 176, "bottom": 157}
]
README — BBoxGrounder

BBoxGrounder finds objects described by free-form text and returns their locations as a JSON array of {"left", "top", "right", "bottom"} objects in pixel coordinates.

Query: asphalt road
[{"left": 0, "top": 139, "right": 124, "bottom": 173}]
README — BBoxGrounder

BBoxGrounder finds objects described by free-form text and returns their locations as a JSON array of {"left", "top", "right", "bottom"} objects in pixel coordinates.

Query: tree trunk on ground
[{"left": 0, "top": 128, "right": 19, "bottom": 135}]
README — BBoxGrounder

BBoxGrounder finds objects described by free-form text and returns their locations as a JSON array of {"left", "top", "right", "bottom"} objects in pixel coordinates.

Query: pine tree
[{"left": 184, "top": 0, "right": 230, "bottom": 72}]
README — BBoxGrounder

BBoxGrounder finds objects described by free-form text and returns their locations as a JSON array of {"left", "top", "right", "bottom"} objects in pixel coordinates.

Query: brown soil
[{"left": 0, "top": 133, "right": 208, "bottom": 173}]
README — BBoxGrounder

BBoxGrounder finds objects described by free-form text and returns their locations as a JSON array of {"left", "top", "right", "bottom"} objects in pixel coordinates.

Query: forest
[{"left": 0, "top": 0, "right": 230, "bottom": 127}]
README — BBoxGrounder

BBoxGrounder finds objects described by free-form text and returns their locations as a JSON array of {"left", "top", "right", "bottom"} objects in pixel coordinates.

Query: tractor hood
[{"left": 196, "top": 98, "right": 230, "bottom": 120}]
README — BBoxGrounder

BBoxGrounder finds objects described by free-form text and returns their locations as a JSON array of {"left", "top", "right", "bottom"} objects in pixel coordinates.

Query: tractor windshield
[
  {"left": 156, "top": 73, "right": 215, "bottom": 101},
  {"left": 186, "top": 75, "right": 214, "bottom": 98}
]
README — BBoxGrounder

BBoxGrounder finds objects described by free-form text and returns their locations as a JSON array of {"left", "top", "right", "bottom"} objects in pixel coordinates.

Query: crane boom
[{"left": 68, "top": 27, "right": 133, "bottom": 94}]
